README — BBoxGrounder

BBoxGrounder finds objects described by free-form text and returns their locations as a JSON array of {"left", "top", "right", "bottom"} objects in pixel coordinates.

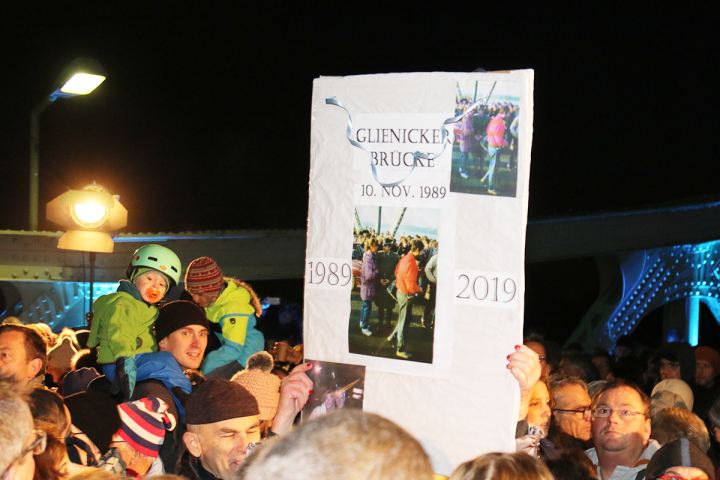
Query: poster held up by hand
[{"left": 305, "top": 71, "right": 534, "bottom": 475}]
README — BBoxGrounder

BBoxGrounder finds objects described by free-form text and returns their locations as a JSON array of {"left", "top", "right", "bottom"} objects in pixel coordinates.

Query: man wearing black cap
[
  {"left": 179, "top": 365, "right": 313, "bottom": 480},
  {"left": 132, "top": 300, "right": 211, "bottom": 473},
  {"left": 156, "top": 300, "right": 210, "bottom": 371},
  {"left": 375, "top": 238, "right": 399, "bottom": 326}
]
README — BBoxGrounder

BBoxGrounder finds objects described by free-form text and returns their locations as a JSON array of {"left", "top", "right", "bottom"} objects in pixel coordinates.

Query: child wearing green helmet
[{"left": 87, "top": 244, "right": 183, "bottom": 398}]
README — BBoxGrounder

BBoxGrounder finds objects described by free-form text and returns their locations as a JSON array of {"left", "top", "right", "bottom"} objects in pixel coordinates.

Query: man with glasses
[
  {"left": 0, "top": 385, "right": 45, "bottom": 480},
  {"left": 548, "top": 374, "right": 593, "bottom": 449},
  {"left": 586, "top": 380, "right": 661, "bottom": 480}
]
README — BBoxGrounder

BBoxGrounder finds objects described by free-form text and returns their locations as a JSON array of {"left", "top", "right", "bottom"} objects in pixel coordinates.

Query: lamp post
[
  {"left": 30, "top": 57, "right": 106, "bottom": 231},
  {"left": 47, "top": 182, "right": 127, "bottom": 321}
]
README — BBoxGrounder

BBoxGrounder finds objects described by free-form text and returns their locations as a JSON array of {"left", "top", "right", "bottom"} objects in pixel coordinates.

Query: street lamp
[
  {"left": 46, "top": 183, "right": 127, "bottom": 253},
  {"left": 30, "top": 57, "right": 107, "bottom": 231},
  {"left": 47, "top": 182, "right": 126, "bottom": 322}
]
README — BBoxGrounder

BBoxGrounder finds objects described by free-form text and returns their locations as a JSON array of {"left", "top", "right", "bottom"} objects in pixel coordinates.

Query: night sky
[{"left": 2, "top": 3, "right": 719, "bottom": 344}]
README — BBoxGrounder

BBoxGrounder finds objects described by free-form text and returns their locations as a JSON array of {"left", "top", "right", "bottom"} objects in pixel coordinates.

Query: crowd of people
[
  {"left": 453, "top": 99, "right": 520, "bottom": 193},
  {"left": 353, "top": 230, "right": 438, "bottom": 359},
  {"left": 513, "top": 333, "right": 720, "bottom": 480},
  {"left": 4, "top": 242, "right": 720, "bottom": 480}
]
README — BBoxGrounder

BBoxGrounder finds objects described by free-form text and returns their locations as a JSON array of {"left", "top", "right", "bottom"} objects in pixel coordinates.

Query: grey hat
[{"left": 646, "top": 438, "right": 715, "bottom": 480}]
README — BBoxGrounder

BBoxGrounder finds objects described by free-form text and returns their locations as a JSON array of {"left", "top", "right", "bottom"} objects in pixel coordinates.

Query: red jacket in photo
[{"left": 395, "top": 252, "right": 422, "bottom": 295}]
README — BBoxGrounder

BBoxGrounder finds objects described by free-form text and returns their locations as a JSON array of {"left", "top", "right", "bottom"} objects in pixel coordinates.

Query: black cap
[{"left": 155, "top": 300, "right": 211, "bottom": 342}]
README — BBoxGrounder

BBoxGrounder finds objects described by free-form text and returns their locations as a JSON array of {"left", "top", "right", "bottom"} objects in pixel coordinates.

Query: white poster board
[{"left": 305, "top": 71, "right": 534, "bottom": 475}]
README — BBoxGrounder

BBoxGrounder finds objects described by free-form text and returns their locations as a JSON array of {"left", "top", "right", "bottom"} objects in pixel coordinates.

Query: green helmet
[{"left": 125, "top": 244, "right": 182, "bottom": 288}]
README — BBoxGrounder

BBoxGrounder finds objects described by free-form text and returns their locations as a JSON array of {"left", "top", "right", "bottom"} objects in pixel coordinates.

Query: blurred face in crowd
[
  {"left": 158, "top": 325, "right": 209, "bottom": 370},
  {"left": 662, "top": 466, "right": 709, "bottom": 480},
  {"left": 133, "top": 271, "right": 168, "bottom": 304},
  {"left": 593, "top": 355, "right": 612, "bottom": 381},
  {"left": 553, "top": 383, "right": 592, "bottom": 441},
  {"left": 592, "top": 386, "right": 650, "bottom": 458},
  {"left": 188, "top": 290, "right": 219, "bottom": 309},
  {"left": 615, "top": 345, "right": 631, "bottom": 359},
  {"left": 184, "top": 416, "right": 261, "bottom": 479},
  {"left": 109, "top": 433, "right": 154, "bottom": 477},
  {"left": 712, "top": 426, "right": 720, "bottom": 444},
  {"left": 3, "top": 422, "right": 41, "bottom": 480},
  {"left": 559, "top": 359, "right": 585, "bottom": 379},
  {"left": 526, "top": 341, "right": 551, "bottom": 378},
  {"left": 695, "top": 360, "right": 716, "bottom": 387},
  {"left": 527, "top": 381, "right": 551, "bottom": 437},
  {"left": 659, "top": 359, "right": 682, "bottom": 380},
  {"left": 0, "top": 330, "right": 42, "bottom": 385}
]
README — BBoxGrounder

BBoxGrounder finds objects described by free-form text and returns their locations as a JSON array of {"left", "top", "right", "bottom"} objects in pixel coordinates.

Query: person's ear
[
  {"left": 29, "top": 358, "right": 43, "bottom": 378},
  {"left": 184, "top": 431, "right": 203, "bottom": 458},
  {"left": 158, "top": 337, "right": 167, "bottom": 350},
  {"left": 131, "top": 449, "right": 143, "bottom": 466},
  {"left": 643, "top": 417, "right": 651, "bottom": 443}
]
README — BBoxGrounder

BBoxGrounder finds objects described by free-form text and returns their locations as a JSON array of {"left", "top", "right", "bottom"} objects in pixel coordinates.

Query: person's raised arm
[
  {"left": 507, "top": 344, "right": 541, "bottom": 421},
  {"left": 271, "top": 363, "right": 313, "bottom": 435}
]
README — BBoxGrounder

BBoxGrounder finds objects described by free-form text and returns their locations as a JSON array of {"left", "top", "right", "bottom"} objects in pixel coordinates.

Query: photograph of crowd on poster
[
  {"left": 450, "top": 80, "right": 522, "bottom": 197},
  {"left": 348, "top": 204, "right": 439, "bottom": 363},
  {"left": 302, "top": 360, "right": 365, "bottom": 424}
]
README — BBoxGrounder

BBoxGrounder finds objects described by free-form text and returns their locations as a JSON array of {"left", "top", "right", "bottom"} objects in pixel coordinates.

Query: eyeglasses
[
  {"left": 659, "top": 476, "right": 709, "bottom": 480},
  {"left": 592, "top": 407, "right": 647, "bottom": 419},
  {"left": 1, "top": 430, "right": 47, "bottom": 480},
  {"left": 555, "top": 407, "right": 592, "bottom": 417}
]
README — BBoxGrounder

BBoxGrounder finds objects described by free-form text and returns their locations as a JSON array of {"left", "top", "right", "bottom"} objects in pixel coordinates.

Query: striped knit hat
[
  {"left": 185, "top": 257, "right": 224, "bottom": 295},
  {"left": 117, "top": 397, "right": 177, "bottom": 457}
]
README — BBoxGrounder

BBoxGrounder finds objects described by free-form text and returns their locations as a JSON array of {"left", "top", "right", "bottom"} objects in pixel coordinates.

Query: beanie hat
[
  {"left": 185, "top": 378, "right": 259, "bottom": 425},
  {"left": 646, "top": 438, "right": 715, "bottom": 480},
  {"left": 185, "top": 257, "right": 224, "bottom": 295},
  {"left": 65, "top": 391, "right": 122, "bottom": 455},
  {"left": 117, "top": 397, "right": 177, "bottom": 458},
  {"left": 695, "top": 346, "right": 720, "bottom": 375},
  {"left": 155, "top": 300, "right": 211, "bottom": 342},
  {"left": 231, "top": 352, "right": 281, "bottom": 421},
  {"left": 654, "top": 342, "right": 697, "bottom": 384},
  {"left": 708, "top": 395, "right": 720, "bottom": 429},
  {"left": 651, "top": 379, "right": 694, "bottom": 416},
  {"left": 48, "top": 337, "right": 78, "bottom": 370}
]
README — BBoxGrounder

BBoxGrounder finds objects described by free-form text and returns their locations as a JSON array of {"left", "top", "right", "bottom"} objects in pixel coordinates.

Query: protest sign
[{"left": 305, "top": 71, "right": 534, "bottom": 473}]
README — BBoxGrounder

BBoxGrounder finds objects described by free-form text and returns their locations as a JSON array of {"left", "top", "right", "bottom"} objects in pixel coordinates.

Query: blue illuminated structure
[
  {"left": 609, "top": 242, "right": 720, "bottom": 345},
  {"left": 526, "top": 200, "right": 720, "bottom": 351},
  {"left": 565, "top": 241, "right": 720, "bottom": 350}
]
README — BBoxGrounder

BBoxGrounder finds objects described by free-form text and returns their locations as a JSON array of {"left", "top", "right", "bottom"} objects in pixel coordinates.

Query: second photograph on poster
[
  {"left": 349, "top": 204, "right": 439, "bottom": 363},
  {"left": 450, "top": 80, "right": 521, "bottom": 197}
]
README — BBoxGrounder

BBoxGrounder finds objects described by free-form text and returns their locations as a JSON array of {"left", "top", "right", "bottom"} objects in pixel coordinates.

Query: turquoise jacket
[{"left": 200, "top": 279, "right": 264, "bottom": 374}]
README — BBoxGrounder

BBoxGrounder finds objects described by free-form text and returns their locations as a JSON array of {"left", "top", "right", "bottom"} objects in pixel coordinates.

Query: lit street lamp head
[
  {"left": 50, "top": 57, "right": 107, "bottom": 99},
  {"left": 46, "top": 183, "right": 127, "bottom": 253}
]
